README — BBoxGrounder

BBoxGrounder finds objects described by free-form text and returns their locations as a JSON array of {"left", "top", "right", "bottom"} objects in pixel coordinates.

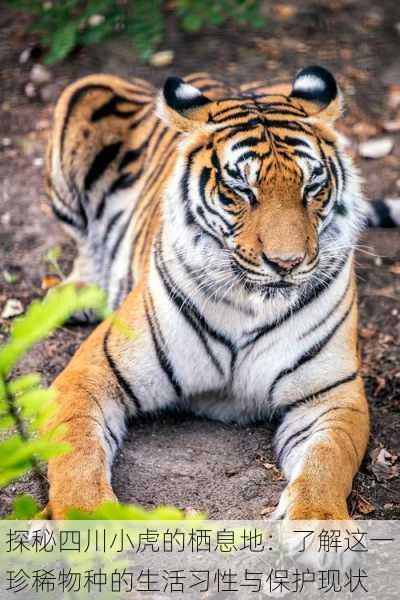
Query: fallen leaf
[
  {"left": 352, "top": 121, "right": 379, "bottom": 138},
  {"left": 360, "top": 327, "right": 377, "bottom": 339},
  {"left": 1, "top": 298, "right": 24, "bottom": 319},
  {"left": 370, "top": 447, "right": 399, "bottom": 482},
  {"left": 273, "top": 4, "right": 297, "bottom": 19},
  {"left": 355, "top": 495, "right": 375, "bottom": 515},
  {"left": 389, "top": 263, "right": 400, "bottom": 275},
  {"left": 41, "top": 275, "right": 62, "bottom": 290},
  {"left": 263, "top": 463, "right": 284, "bottom": 481},
  {"left": 260, "top": 506, "right": 275, "bottom": 516},
  {"left": 387, "top": 85, "right": 400, "bottom": 110}
]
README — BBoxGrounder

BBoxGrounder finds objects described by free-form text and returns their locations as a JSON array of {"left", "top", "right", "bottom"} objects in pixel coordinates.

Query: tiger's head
[{"left": 158, "top": 66, "right": 364, "bottom": 298}]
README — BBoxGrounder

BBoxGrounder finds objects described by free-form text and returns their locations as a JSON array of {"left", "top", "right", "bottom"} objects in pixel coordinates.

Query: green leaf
[
  {"left": 0, "top": 284, "right": 107, "bottom": 376},
  {"left": 181, "top": 13, "right": 203, "bottom": 32},
  {"left": 44, "top": 21, "right": 78, "bottom": 65},
  {"left": 10, "top": 495, "right": 39, "bottom": 519},
  {"left": 8, "top": 373, "right": 41, "bottom": 395}
]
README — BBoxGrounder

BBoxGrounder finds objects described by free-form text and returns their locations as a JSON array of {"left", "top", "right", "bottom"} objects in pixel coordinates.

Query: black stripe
[
  {"left": 277, "top": 388, "right": 362, "bottom": 464},
  {"left": 300, "top": 276, "right": 352, "bottom": 339},
  {"left": 103, "top": 327, "right": 141, "bottom": 412},
  {"left": 61, "top": 83, "right": 112, "bottom": 155},
  {"left": 242, "top": 254, "right": 350, "bottom": 349},
  {"left": 155, "top": 237, "right": 228, "bottom": 375},
  {"left": 231, "top": 136, "right": 261, "bottom": 151},
  {"left": 91, "top": 95, "right": 143, "bottom": 122},
  {"left": 85, "top": 142, "right": 122, "bottom": 190},
  {"left": 101, "top": 208, "right": 124, "bottom": 244},
  {"left": 269, "top": 293, "right": 355, "bottom": 402},
  {"left": 86, "top": 388, "right": 122, "bottom": 450},
  {"left": 181, "top": 145, "right": 203, "bottom": 225},
  {"left": 144, "top": 292, "right": 183, "bottom": 398},
  {"left": 369, "top": 200, "right": 397, "bottom": 227},
  {"left": 286, "top": 371, "right": 360, "bottom": 415},
  {"left": 175, "top": 245, "right": 256, "bottom": 317}
]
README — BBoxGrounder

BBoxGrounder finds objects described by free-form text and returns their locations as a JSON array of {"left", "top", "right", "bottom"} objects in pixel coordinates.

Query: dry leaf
[
  {"left": 389, "top": 263, "right": 400, "bottom": 275},
  {"left": 356, "top": 495, "right": 375, "bottom": 515},
  {"left": 262, "top": 462, "right": 275, "bottom": 470},
  {"left": 41, "top": 275, "right": 62, "bottom": 290},
  {"left": 149, "top": 50, "right": 174, "bottom": 68},
  {"left": 360, "top": 327, "right": 377, "bottom": 339},
  {"left": 370, "top": 447, "right": 399, "bottom": 482},
  {"left": 273, "top": 4, "right": 297, "bottom": 19},
  {"left": 1, "top": 298, "right": 24, "bottom": 319},
  {"left": 352, "top": 121, "right": 379, "bottom": 138},
  {"left": 260, "top": 506, "right": 275, "bottom": 516}
]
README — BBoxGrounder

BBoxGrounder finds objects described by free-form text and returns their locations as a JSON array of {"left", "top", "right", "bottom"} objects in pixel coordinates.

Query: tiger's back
[{"left": 47, "top": 73, "right": 223, "bottom": 308}]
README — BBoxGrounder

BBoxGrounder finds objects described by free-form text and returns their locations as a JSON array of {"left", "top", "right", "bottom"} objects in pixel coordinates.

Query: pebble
[
  {"left": 33, "top": 156, "right": 44, "bottom": 168},
  {"left": 382, "top": 120, "right": 400, "bottom": 132},
  {"left": 40, "top": 83, "right": 58, "bottom": 103},
  {"left": 88, "top": 14, "right": 105, "bottom": 27},
  {"left": 30, "top": 64, "right": 52, "bottom": 85},
  {"left": 358, "top": 137, "right": 394, "bottom": 159},
  {"left": 24, "top": 82, "right": 36, "bottom": 98},
  {"left": 1, "top": 299, "right": 24, "bottom": 319},
  {"left": 19, "top": 47, "right": 32, "bottom": 64},
  {"left": 149, "top": 50, "right": 174, "bottom": 68}
]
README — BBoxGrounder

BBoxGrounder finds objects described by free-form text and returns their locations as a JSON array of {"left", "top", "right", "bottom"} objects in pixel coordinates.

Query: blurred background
[{"left": 0, "top": 1, "right": 399, "bottom": 519}]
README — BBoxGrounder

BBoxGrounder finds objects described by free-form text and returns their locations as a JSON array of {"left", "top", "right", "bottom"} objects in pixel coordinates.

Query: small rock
[
  {"left": 388, "top": 85, "right": 400, "bottom": 110},
  {"left": 352, "top": 121, "right": 379, "bottom": 138},
  {"left": 383, "top": 120, "right": 400, "bottom": 132},
  {"left": 149, "top": 50, "right": 174, "bottom": 68},
  {"left": 1, "top": 299, "right": 24, "bottom": 319},
  {"left": 33, "top": 156, "right": 44, "bottom": 168},
  {"left": 24, "top": 82, "right": 37, "bottom": 98},
  {"left": 40, "top": 83, "right": 58, "bottom": 103},
  {"left": 30, "top": 64, "right": 52, "bottom": 85},
  {"left": 19, "top": 47, "right": 32, "bottom": 64},
  {"left": 358, "top": 137, "right": 394, "bottom": 159},
  {"left": 88, "top": 14, "right": 105, "bottom": 27}
]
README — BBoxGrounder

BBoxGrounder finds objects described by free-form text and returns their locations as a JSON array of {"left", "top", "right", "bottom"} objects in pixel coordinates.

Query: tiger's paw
[
  {"left": 270, "top": 484, "right": 357, "bottom": 571},
  {"left": 47, "top": 480, "right": 117, "bottom": 519}
]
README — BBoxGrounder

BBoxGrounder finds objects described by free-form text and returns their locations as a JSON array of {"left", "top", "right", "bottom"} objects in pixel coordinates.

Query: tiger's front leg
[
  {"left": 273, "top": 376, "right": 369, "bottom": 520},
  {"left": 45, "top": 291, "right": 177, "bottom": 519}
]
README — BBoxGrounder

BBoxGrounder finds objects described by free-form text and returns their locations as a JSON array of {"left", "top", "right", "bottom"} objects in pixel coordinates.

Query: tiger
[{"left": 43, "top": 65, "right": 395, "bottom": 520}]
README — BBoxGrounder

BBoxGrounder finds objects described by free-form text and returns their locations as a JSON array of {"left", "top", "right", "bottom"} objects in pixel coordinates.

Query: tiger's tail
[{"left": 366, "top": 198, "right": 400, "bottom": 227}]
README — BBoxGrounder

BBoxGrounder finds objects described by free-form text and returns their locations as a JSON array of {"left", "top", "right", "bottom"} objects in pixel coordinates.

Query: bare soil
[{"left": 0, "top": 0, "right": 399, "bottom": 519}]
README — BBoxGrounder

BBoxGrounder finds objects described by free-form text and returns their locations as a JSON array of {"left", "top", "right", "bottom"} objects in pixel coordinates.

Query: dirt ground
[{"left": 0, "top": 0, "right": 399, "bottom": 519}]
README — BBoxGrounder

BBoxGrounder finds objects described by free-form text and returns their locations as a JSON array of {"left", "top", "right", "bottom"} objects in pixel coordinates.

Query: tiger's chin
[{"left": 243, "top": 278, "right": 301, "bottom": 300}]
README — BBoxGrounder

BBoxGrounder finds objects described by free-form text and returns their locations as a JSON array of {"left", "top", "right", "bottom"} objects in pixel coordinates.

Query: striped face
[{"left": 159, "top": 68, "right": 361, "bottom": 297}]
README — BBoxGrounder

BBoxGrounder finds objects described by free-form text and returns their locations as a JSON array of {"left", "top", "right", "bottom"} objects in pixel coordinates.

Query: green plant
[
  {"left": 0, "top": 284, "right": 196, "bottom": 521},
  {"left": 0, "top": 284, "right": 107, "bottom": 494},
  {"left": 7, "top": 0, "right": 264, "bottom": 64}
]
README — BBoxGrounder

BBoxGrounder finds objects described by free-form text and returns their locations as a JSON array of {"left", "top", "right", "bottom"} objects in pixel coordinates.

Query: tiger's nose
[{"left": 262, "top": 253, "right": 304, "bottom": 275}]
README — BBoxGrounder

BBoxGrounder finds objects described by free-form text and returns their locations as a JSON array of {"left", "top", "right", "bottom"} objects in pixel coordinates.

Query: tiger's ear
[
  {"left": 157, "top": 77, "right": 212, "bottom": 132},
  {"left": 290, "top": 66, "right": 342, "bottom": 123}
]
